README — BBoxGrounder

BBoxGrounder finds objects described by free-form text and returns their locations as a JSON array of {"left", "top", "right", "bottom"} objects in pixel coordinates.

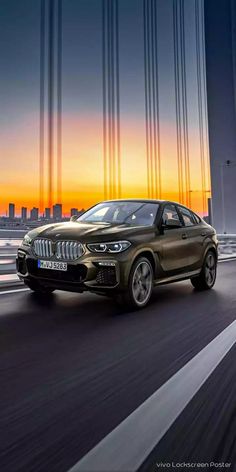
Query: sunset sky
[{"left": 0, "top": 0, "right": 210, "bottom": 217}]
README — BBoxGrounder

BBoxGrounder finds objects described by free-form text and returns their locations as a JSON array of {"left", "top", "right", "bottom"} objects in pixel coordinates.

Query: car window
[
  {"left": 80, "top": 205, "right": 111, "bottom": 222},
  {"left": 162, "top": 204, "right": 182, "bottom": 226},
  {"left": 192, "top": 212, "right": 201, "bottom": 224},
  {"left": 78, "top": 201, "right": 159, "bottom": 226},
  {"left": 124, "top": 203, "right": 158, "bottom": 226},
  {"left": 178, "top": 206, "right": 196, "bottom": 226}
]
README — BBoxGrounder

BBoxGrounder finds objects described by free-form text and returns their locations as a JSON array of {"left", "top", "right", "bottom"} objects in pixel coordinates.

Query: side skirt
[{"left": 154, "top": 269, "right": 201, "bottom": 286}]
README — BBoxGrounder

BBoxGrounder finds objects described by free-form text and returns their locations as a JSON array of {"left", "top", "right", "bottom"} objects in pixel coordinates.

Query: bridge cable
[
  {"left": 39, "top": 0, "right": 45, "bottom": 214},
  {"left": 48, "top": 0, "right": 55, "bottom": 209},
  {"left": 57, "top": 0, "right": 62, "bottom": 205}
]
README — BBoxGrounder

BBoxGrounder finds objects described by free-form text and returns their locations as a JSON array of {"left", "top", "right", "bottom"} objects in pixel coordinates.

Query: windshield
[{"left": 77, "top": 201, "right": 159, "bottom": 226}]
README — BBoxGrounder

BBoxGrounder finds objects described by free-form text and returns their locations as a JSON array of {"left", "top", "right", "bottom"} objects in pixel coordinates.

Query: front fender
[{"left": 120, "top": 246, "right": 159, "bottom": 287}]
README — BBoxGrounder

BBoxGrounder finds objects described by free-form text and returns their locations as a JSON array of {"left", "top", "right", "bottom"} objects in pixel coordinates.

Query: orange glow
[{"left": 0, "top": 112, "right": 210, "bottom": 217}]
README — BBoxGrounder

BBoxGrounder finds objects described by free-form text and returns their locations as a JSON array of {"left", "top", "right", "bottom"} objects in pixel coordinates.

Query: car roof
[
  {"left": 101, "top": 199, "right": 202, "bottom": 216},
  {"left": 103, "top": 199, "right": 165, "bottom": 204},
  {"left": 102, "top": 198, "right": 185, "bottom": 206}
]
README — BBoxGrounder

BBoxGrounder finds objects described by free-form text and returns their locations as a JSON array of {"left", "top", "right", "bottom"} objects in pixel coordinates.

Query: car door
[
  {"left": 158, "top": 203, "right": 191, "bottom": 275},
  {"left": 176, "top": 205, "right": 204, "bottom": 270}
]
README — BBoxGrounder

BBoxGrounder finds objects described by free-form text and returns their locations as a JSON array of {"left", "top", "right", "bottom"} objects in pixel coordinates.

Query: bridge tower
[{"left": 205, "top": 0, "right": 236, "bottom": 233}]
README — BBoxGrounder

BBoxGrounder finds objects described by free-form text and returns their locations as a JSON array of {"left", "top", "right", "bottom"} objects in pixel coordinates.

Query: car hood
[{"left": 27, "top": 221, "right": 155, "bottom": 242}]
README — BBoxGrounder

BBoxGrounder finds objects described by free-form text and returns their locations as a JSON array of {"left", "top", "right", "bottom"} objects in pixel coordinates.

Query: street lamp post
[{"left": 220, "top": 164, "right": 226, "bottom": 234}]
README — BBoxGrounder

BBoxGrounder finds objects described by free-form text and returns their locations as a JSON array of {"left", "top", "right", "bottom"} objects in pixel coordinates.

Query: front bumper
[{"left": 16, "top": 247, "right": 130, "bottom": 293}]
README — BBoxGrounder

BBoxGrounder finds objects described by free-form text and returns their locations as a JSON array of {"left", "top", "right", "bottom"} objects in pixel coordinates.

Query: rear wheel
[
  {"left": 118, "top": 257, "right": 153, "bottom": 309},
  {"left": 24, "top": 280, "right": 55, "bottom": 294},
  {"left": 191, "top": 250, "right": 217, "bottom": 290}
]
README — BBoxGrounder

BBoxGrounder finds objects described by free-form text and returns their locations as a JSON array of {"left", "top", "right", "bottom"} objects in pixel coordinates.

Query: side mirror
[
  {"left": 70, "top": 215, "right": 78, "bottom": 222},
  {"left": 162, "top": 218, "right": 182, "bottom": 229}
]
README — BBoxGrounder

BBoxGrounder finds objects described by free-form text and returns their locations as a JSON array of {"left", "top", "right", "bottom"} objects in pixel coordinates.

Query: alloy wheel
[
  {"left": 132, "top": 261, "right": 152, "bottom": 306},
  {"left": 205, "top": 252, "right": 216, "bottom": 287}
]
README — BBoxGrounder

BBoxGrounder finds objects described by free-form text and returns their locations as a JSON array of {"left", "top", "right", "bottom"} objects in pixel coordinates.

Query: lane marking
[
  {"left": 69, "top": 320, "right": 236, "bottom": 472},
  {"left": 0, "top": 288, "right": 29, "bottom": 295}
]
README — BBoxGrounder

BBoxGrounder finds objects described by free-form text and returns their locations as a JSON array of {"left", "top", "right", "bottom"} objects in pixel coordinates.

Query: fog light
[{"left": 97, "top": 261, "right": 116, "bottom": 267}]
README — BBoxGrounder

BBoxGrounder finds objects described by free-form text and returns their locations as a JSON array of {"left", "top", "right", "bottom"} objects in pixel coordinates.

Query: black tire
[
  {"left": 191, "top": 250, "right": 217, "bottom": 290},
  {"left": 24, "top": 280, "right": 55, "bottom": 294},
  {"left": 117, "top": 256, "right": 153, "bottom": 309}
]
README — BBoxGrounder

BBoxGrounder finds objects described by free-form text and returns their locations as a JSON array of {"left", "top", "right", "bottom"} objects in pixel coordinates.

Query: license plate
[{"left": 38, "top": 260, "right": 67, "bottom": 271}]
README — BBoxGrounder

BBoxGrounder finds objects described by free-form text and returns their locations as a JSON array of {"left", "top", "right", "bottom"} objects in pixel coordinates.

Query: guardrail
[
  {"left": 0, "top": 239, "right": 22, "bottom": 285},
  {"left": 0, "top": 239, "right": 20, "bottom": 276},
  {"left": 0, "top": 256, "right": 16, "bottom": 273},
  {"left": 217, "top": 234, "right": 236, "bottom": 257},
  {"left": 0, "top": 239, "right": 22, "bottom": 248}
]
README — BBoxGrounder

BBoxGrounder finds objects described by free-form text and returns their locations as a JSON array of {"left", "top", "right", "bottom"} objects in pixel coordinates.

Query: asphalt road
[{"left": 1, "top": 261, "right": 236, "bottom": 472}]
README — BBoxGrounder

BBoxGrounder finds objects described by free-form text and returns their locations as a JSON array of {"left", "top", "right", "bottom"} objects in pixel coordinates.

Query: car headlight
[
  {"left": 23, "top": 234, "right": 32, "bottom": 246},
  {"left": 87, "top": 240, "right": 131, "bottom": 253}
]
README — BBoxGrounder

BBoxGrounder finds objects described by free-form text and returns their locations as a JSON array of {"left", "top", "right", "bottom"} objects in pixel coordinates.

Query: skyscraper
[
  {"left": 45, "top": 207, "right": 51, "bottom": 220},
  {"left": 21, "top": 207, "right": 27, "bottom": 221},
  {"left": 30, "top": 207, "right": 39, "bottom": 221},
  {"left": 70, "top": 208, "right": 78, "bottom": 217},
  {"left": 9, "top": 203, "right": 15, "bottom": 219},
  {"left": 53, "top": 203, "right": 62, "bottom": 220}
]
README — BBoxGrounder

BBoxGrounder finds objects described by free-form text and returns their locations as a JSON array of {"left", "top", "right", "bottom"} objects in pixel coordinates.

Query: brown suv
[{"left": 16, "top": 199, "right": 218, "bottom": 309}]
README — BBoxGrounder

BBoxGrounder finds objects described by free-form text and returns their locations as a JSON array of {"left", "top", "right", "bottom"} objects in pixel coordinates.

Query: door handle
[{"left": 182, "top": 233, "right": 188, "bottom": 239}]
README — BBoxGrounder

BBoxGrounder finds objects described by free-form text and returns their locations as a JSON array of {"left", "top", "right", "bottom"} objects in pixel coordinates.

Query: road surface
[{"left": 1, "top": 261, "right": 236, "bottom": 472}]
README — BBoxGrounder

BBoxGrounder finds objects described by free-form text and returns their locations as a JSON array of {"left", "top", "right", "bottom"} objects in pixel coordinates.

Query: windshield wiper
[{"left": 82, "top": 220, "right": 111, "bottom": 225}]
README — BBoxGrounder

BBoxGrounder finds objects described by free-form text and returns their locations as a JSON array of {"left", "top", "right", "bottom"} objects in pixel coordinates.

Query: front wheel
[
  {"left": 24, "top": 280, "right": 55, "bottom": 294},
  {"left": 191, "top": 250, "right": 217, "bottom": 290},
  {"left": 118, "top": 257, "right": 153, "bottom": 309}
]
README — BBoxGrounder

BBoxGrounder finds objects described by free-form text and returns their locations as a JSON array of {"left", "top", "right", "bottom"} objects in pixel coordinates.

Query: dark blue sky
[
  {"left": 0, "top": 0, "right": 194, "bottom": 120},
  {"left": 0, "top": 0, "right": 209, "bottom": 215}
]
